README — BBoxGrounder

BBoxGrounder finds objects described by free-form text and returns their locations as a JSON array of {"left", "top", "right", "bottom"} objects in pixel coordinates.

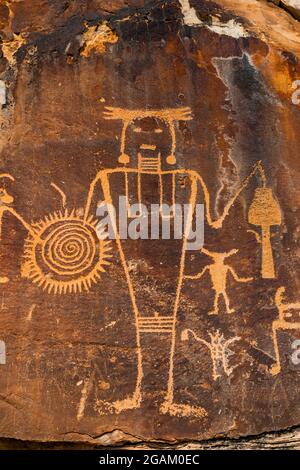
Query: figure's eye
[
  {"left": 154, "top": 129, "right": 163, "bottom": 134},
  {"left": 133, "top": 127, "right": 142, "bottom": 133},
  {"left": 0, "top": 189, "right": 4, "bottom": 196}
]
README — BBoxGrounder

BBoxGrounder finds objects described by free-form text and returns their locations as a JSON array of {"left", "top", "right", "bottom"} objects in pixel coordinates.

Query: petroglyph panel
[{"left": 0, "top": 0, "right": 299, "bottom": 446}]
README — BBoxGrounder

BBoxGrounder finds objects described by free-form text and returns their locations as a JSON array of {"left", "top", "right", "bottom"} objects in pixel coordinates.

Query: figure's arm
[
  {"left": 228, "top": 267, "right": 253, "bottom": 283},
  {"left": 270, "top": 322, "right": 281, "bottom": 375},
  {"left": 83, "top": 172, "right": 105, "bottom": 223},
  {"left": 181, "top": 328, "right": 210, "bottom": 349},
  {"left": 185, "top": 265, "right": 209, "bottom": 281},
  {"left": 0, "top": 206, "right": 35, "bottom": 237},
  {"left": 285, "top": 302, "right": 300, "bottom": 311},
  {"left": 193, "top": 161, "right": 265, "bottom": 230}
]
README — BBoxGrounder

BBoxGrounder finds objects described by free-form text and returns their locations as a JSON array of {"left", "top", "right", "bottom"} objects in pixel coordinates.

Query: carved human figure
[
  {"left": 181, "top": 328, "right": 240, "bottom": 380},
  {"left": 84, "top": 107, "right": 209, "bottom": 418},
  {"left": 185, "top": 248, "right": 253, "bottom": 315}
]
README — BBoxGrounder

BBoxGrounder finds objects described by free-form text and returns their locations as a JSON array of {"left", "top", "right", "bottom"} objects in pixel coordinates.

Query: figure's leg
[
  {"left": 208, "top": 292, "right": 220, "bottom": 315},
  {"left": 97, "top": 341, "right": 142, "bottom": 415},
  {"left": 224, "top": 292, "right": 235, "bottom": 314},
  {"left": 95, "top": 307, "right": 143, "bottom": 414},
  {"left": 270, "top": 323, "right": 281, "bottom": 376},
  {"left": 159, "top": 177, "right": 207, "bottom": 419},
  {"left": 159, "top": 321, "right": 207, "bottom": 418},
  {"left": 106, "top": 344, "right": 143, "bottom": 413},
  {"left": 96, "top": 172, "right": 143, "bottom": 414}
]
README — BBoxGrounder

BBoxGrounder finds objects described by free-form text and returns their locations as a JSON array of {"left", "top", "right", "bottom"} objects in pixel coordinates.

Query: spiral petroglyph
[{"left": 21, "top": 210, "right": 112, "bottom": 294}]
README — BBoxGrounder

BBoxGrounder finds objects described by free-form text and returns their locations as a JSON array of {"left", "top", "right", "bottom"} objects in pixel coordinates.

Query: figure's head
[
  {"left": 125, "top": 116, "right": 167, "bottom": 164},
  {"left": 0, "top": 174, "right": 14, "bottom": 205},
  {"left": 103, "top": 106, "right": 192, "bottom": 166},
  {"left": 0, "top": 188, "right": 13, "bottom": 205}
]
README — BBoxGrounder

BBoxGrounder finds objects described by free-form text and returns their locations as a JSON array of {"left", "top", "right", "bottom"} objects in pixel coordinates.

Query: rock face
[
  {"left": 0, "top": 0, "right": 300, "bottom": 447},
  {"left": 280, "top": 1, "right": 300, "bottom": 21}
]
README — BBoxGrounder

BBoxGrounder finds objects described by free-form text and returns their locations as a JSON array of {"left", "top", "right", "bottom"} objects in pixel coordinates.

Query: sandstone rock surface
[{"left": 0, "top": 0, "right": 300, "bottom": 448}]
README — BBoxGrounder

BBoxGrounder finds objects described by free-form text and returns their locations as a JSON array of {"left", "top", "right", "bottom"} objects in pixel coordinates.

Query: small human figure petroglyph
[
  {"left": 181, "top": 329, "right": 240, "bottom": 380},
  {"left": 185, "top": 248, "right": 253, "bottom": 315}
]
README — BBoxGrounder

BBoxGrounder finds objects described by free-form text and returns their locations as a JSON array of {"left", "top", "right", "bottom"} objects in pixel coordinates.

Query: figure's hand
[
  {"left": 270, "top": 364, "right": 280, "bottom": 376},
  {"left": 210, "top": 220, "right": 223, "bottom": 230},
  {"left": 241, "top": 277, "right": 253, "bottom": 283}
]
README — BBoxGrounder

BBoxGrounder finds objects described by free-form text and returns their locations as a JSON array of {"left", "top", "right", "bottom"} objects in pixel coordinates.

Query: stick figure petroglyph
[
  {"left": 181, "top": 329, "right": 240, "bottom": 380},
  {"left": 185, "top": 248, "right": 253, "bottom": 315}
]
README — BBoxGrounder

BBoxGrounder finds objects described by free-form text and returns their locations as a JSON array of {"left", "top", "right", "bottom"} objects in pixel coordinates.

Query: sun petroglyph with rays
[{"left": 21, "top": 210, "right": 112, "bottom": 294}]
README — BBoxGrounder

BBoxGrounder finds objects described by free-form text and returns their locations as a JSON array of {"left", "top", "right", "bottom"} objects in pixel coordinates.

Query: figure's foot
[
  {"left": 208, "top": 310, "right": 218, "bottom": 316},
  {"left": 160, "top": 401, "right": 207, "bottom": 418},
  {"left": 96, "top": 392, "right": 142, "bottom": 415},
  {"left": 270, "top": 364, "right": 281, "bottom": 376},
  {"left": 227, "top": 308, "right": 235, "bottom": 314},
  {"left": 0, "top": 276, "right": 9, "bottom": 284},
  {"left": 112, "top": 393, "right": 142, "bottom": 413}
]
